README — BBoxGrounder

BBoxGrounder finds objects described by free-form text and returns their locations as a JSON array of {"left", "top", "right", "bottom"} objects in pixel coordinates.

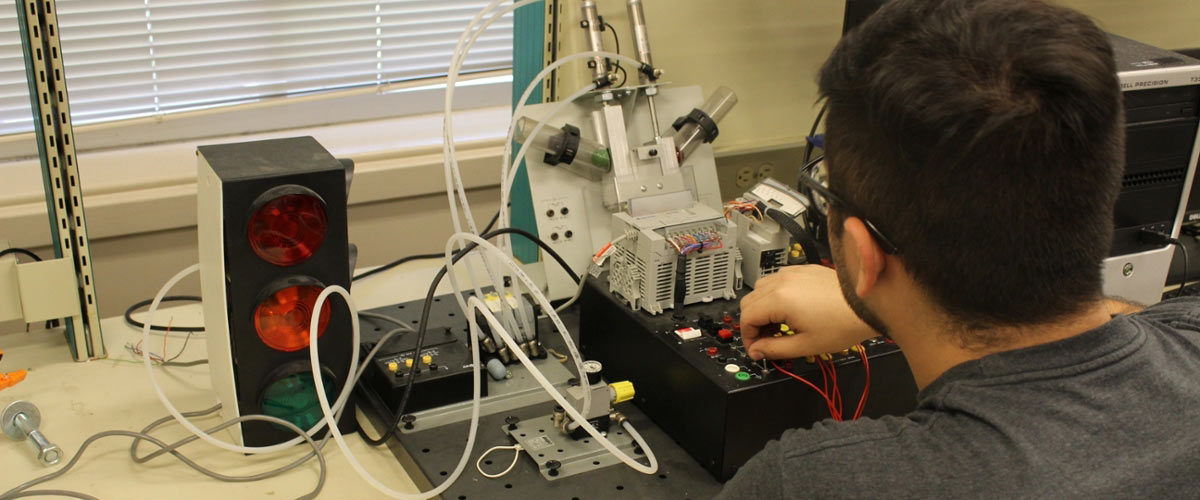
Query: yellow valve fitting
[{"left": 610, "top": 380, "right": 635, "bottom": 404}]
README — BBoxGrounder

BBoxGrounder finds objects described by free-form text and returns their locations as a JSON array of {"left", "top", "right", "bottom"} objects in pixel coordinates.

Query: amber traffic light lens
[
  {"left": 254, "top": 285, "right": 331, "bottom": 352},
  {"left": 247, "top": 193, "right": 327, "bottom": 266}
]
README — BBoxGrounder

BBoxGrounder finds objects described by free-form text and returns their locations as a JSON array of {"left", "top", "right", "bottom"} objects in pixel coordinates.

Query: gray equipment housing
[{"left": 608, "top": 204, "right": 739, "bottom": 315}]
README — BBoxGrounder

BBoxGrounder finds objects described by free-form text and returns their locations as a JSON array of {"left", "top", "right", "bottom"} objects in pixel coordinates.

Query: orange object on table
[
  {"left": 0, "top": 348, "right": 27, "bottom": 390},
  {"left": 0, "top": 369, "right": 26, "bottom": 390}
]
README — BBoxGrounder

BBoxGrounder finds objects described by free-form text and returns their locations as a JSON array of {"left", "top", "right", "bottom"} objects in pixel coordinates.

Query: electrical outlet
[
  {"left": 755, "top": 163, "right": 774, "bottom": 181},
  {"left": 715, "top": 146, "right": 805, "bottom": 200},
  {"left": 735, "top": 166, "right": 755, "bottom": 188}
]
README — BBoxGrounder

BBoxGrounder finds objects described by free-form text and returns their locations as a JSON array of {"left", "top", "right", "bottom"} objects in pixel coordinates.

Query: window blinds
[{"left": 0, "top": 0, "right": 512, "bottom": 135}]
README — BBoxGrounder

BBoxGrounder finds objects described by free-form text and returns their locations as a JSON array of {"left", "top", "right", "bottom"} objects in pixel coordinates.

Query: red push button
[
  {"left": 718, "top": 328, "right": 733, "bottom": 341},
  {"left": 706, "top": 346, "right": 718, "bottom": 357}
]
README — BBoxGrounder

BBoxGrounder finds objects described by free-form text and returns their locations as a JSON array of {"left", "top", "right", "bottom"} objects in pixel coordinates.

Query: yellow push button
[
  {"left": 387, "top": 361, "right": 399, "bottom": 373},
  {"left": 404, "top": 358, "right": 414, "bottom": 369},
  {"left": 422, "top": 354, "right": 433, "bottom": 365}
]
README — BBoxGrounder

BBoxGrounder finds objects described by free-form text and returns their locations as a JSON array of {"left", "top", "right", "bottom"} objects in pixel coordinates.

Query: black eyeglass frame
[{"left": 797, "top": 155, "right": 901, "bottom": 255}]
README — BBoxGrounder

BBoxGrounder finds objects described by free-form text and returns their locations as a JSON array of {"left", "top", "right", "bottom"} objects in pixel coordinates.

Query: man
[{"left": 717, "top": 0, "right": 1200, "bottom": 498}]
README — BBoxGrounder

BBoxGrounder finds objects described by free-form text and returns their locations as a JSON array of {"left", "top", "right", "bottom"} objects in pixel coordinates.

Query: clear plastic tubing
[
  {"left": 514, "top": 116, "right": 612, "bottom": 180},
  {"left": 672, "top": 86, "right": 738, "bottom": 163}
]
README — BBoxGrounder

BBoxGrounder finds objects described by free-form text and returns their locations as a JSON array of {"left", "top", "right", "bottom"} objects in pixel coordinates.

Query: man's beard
[{"left": 831, "top": 238, "right": 891, "bottom": 338}]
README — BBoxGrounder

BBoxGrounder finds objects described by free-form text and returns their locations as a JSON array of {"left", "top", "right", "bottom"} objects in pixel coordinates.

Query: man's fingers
[
  {"left": 739, "top": 289, "right": 789, "bottom": 331},
  {"left": 745, "top": 335, "right": 818, "bottom": 361}
]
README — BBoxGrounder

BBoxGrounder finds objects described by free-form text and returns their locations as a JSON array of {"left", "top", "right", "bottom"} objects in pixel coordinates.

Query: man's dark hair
[{"left": 818, "top": 0, "right": 1123, "bottom": 340}]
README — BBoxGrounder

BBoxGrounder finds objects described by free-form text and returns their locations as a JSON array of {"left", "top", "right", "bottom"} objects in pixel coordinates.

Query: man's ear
[{"left": 843, "top": 216, "right": 886, "bottom": 297}]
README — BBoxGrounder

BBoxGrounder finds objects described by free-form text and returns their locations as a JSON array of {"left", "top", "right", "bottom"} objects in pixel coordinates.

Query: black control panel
[
  {"left": 357, "top": 295, "right": 487, "bottom": 417},
  {"left": 578, "top": 277, "right": 919, "bottom": 481}
]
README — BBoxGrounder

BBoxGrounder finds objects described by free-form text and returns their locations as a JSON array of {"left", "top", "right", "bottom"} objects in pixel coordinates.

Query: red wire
[
  {"left": 811, "top": 359, "right": 840, "bottom": 417},
  {"left": 818, "top": 359, "right": 843, "bottom": 421},
  {"left": 827, "top": 358, "right": 844, "bottom": 417},
  {"left": 771, "top": 360, "right": 840, "bottom": 420},
  {"left": 852, "top": 344, "right": 871, "bottom": 420}
]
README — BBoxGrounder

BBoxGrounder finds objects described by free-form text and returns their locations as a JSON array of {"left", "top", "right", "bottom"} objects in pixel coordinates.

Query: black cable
[
  {"left": 0, "top": 247, "right": 42, "bottom": 262},
  {"left": 801, "top": 102, "right": 827, "bottom": 179},
  {"left": 352, "top": 210, "right": 502, "bottom": 282},
  {"left": 1178, "top": 242, "right": 1190, "bottom": 288},
  {"left": 1, "top": 247, "right": 59, "bottom": 332},
  {"left": 162, "top": 331, "right": 200, "bottom": 365},
  {"left": 124, "top": 295, "right": 205, "bottom": 333},
  {"left": 1139, "top": 229, "right": 1191, "bottom": 289},
  {"left": 603, "top": 21, "right": 625, "bottom": 87},
  {"left": 360, "top": 227, "right": 579, "bottom": 446},
  {"left": 352, "top": 252, "right": 443, "bottom": 282},
  {"left": 671, "top": 253, "right": 687, "bottom": 320},
  {"left": 760, "top": 203, "right": 826, "bottom": 267}
]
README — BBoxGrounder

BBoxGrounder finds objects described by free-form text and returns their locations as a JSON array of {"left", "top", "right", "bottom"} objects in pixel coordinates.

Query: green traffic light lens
[{"left": 260, "top": 370, "right": 334, "bottom": 432}]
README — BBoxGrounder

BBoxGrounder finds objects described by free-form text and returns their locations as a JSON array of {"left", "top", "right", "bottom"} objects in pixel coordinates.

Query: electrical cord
[
  {"left": 0, "top": 413, "right": 328, "bottom": 500},
  {"left": 115, "top": 264, "right": 413, "bottom": 500},
  {"left": 603, "top": 21, "right": 628, "bottom": 87},
  {"left": 360, "top": 226, "right": 580, "bottom": 447},
  {"left": 1180, "top": 244, "right": 1191, "bottom": 288},
  {"left": 352, "top": 209, "right": 503, "bottom": 282},
  {"left": 797, "top": 154, "right": 831, "bottom": 239},
  {"left": 0, "top": 247, "right": 42, "bottom": 262},
  {"left": 124, "top": 295, "right": 205, "bottom": 333},
  {"left": 1141, "top": 229, "right": 1190, "bottom": 287},
  {"left": 352, "top": 252, "right": 443, "bottom": 282},
  {"left": 124, "top": 329, "right": 207, "bottom": 367},
  {"left": 760, "top": 203, "right": 825, "bottom": 267},
  {"left": 4, "top": 490, "right": 98, "bottom": 500},
  {"left": 800, "top": 102, "right": 827, "bottom": 185},
  {"left": 1, "top": 247, "right": 62, "bottom": 332}
]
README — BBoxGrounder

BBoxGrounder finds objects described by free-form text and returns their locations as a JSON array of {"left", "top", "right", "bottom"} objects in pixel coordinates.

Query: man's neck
[{"left": 889, "top": 301, "right": 1114, "bottom": 389}]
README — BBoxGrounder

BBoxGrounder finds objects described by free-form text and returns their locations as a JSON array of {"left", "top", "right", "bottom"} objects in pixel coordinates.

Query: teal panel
[{"left": 509, "top": 0, "right": 545, "bottom": 263}]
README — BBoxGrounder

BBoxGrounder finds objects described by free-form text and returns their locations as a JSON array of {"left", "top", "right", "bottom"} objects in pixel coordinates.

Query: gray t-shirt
[{"left": 715, "top": 297, "right": 1200, "bottom": 499}]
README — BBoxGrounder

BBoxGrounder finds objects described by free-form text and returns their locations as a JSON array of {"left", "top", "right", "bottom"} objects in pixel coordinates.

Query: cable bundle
[{"left": 771, "top": 344, "right": 872, "bottom": 421}]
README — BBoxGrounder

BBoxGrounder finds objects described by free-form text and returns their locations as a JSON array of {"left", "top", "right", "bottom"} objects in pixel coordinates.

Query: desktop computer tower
[{"left": 1102, "top": 36, "right": 1200, "bottom": 305}]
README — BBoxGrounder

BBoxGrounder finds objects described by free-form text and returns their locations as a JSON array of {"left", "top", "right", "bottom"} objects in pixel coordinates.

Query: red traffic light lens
[
  {"left": 254, "top": 285, "right": 331, "bottom": 352},
  {"left": 247, "top": 192, "right": 327, "bottom": 266}
]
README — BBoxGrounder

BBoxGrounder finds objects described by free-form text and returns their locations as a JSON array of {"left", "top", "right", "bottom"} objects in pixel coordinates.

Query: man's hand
[{"left": 740, "top": 265, "right": 879, "bottom": 360}]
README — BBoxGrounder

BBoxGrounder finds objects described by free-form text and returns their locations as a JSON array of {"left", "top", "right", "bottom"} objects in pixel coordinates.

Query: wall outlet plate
[{"left": 715, "top": 146, "right": 807, "bottom": 201}]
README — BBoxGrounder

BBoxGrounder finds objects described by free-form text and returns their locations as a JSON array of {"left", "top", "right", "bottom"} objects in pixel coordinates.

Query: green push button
[{"left": 735, "top": 371, "right": 751, "bottom": 382}]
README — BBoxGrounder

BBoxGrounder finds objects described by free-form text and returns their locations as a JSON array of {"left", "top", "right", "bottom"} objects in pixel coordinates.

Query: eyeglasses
[{"left": 797, "top": 155, "right": 900, "bottom": 255}]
